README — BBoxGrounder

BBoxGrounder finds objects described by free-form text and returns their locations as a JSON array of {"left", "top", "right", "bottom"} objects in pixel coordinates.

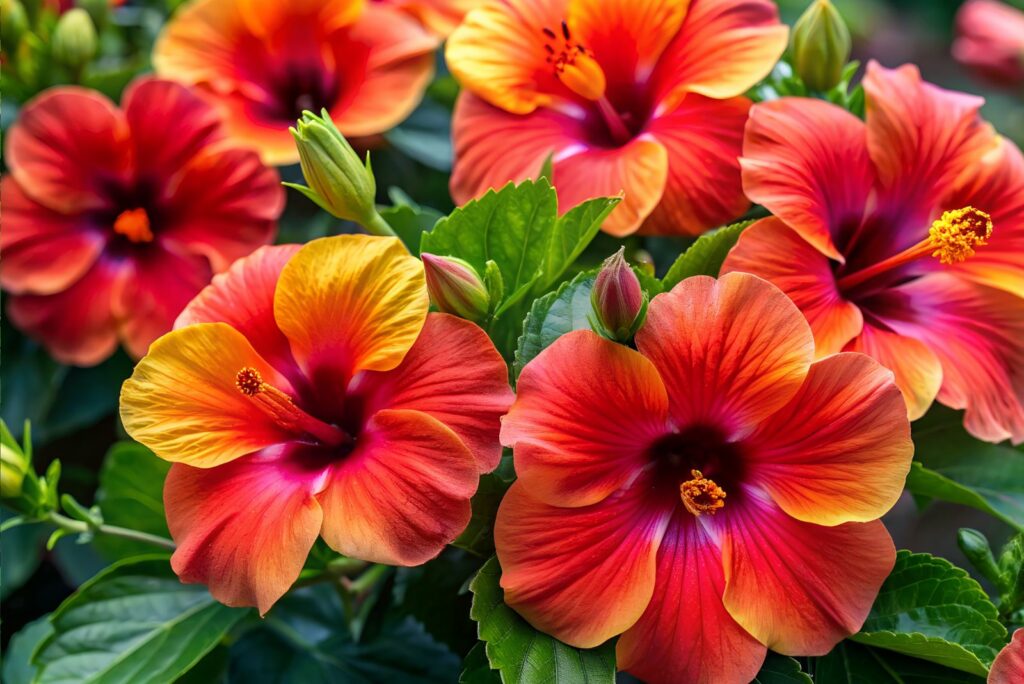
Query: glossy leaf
[
  {"left": 752, "top": 653, "right": 812, "bottom": 683},
  {"left": 811, "top": 641, "right": 984, "bottom": 683},
  {"left": 3, "top": 616, "right": 53, "bottom": 684},
  {"left": 513, "top": 271, "right": 597, "bottom": 380},
  {"left": 661, "top": 220, "right": 752, "bottom": 290}
]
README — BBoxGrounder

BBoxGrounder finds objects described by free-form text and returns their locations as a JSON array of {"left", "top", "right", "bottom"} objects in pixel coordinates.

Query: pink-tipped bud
[
  {"left": 591, "top": 247, "right": 645, "bottom": 340},
  {"left": 421, "top": 253, "right": 491, "bottom": 323}
]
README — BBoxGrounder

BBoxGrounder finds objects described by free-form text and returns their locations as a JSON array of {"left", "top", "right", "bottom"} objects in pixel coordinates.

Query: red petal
[{"left": 990, "top": 628, "right": 1024, "bottom": 684}]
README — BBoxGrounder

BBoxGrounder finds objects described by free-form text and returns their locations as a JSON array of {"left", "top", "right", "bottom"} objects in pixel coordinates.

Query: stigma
[
  {"left": 541, "top": 21, "right": 606, "bottom": 101},
  {"left": 680, "top": 469, "right": 726, "bottom": 516},
  {"left": 928, "top": 206, "right": 993, "bottom": 265},
  {"left": 235, "top": 367, "right": 265, "bottom": 396},
  {"left": 113, "top": 208, "right": 154, "bottom": 243}
]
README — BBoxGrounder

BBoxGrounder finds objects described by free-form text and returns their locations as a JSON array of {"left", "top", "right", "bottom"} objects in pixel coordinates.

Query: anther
[{"left": 680, "top": 469, "right": 727, "bottom": 516}]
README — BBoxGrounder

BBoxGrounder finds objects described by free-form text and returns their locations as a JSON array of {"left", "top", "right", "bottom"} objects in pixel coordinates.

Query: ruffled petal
[
  {"left": 317, "top": 409, "right": 478, "bottom": 565},
  {"left": 165, "top": 456, "right": 323, "bottom": 615},
  {"left": 120, "top": 322, "right": 296, "bottom": 468},
  {"left": 990, "top": 628, "right": 1024, "bottom": 684},
  {"left": 722, "top": 218, "right": 863, "bottom": 356},
  {"left": 494, "top": 481, "right": 669, "bottom": 648},
  {"left": 616, "top": 513, "right": 766, "bottom": 684},
  {"left": 356, "top": 313, "right": 512, "bottom": 472},
  {"left": 722, "top": 495, "right": 896, "bottom": 655},
  {"left": 5, "top": 87, "right": 131, "bottom": 213},
  {"left": 501, "top": 330, "right": 668, "bottom": 507},
  {"left": 273, "top": 235, "right": 428, "bottom": 383},
  {"left": 635, "top": 272, "right": 814, "bottom": 436},
  {"left": 641, "top": 94, "right": 750, "bottom": 237},
  {"left": 0, "top": 177, "right": 105, "bottom": 296},
  {"left": 745, "top": 353, "right": 912, "bottom": 526},
  {"left": 740, "top": 97, "right": 873, "bottom": 260}
]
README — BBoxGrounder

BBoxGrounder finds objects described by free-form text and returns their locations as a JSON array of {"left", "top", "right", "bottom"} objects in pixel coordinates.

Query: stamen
[
  {"left": 927, "top": 206, "right": 992, "bottom": 265},
  {"left": 542, "top": 27, "right": 556, "bottom": 39},
  {"left": 680, "top": 469, "right": 727, "bottom": 516},
  {"left": 540, "top": 23, "right": 606, "bottom": 102},
  {"left": 561, "top": 19, "right": 570, "bottom": 40},
  {"left": 113, "top": 208, "right": 154, "bottom": 243},
  {"left": 234, "top": 366, "right": 351, "bottom": 448}
]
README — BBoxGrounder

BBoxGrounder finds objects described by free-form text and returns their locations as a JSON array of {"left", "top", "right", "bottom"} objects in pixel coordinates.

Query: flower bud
[
  {"left": 421, "top": 253, "right": 490, "bottom": 322},
  {"left": 591, "top": 247, "right": 645, "bottom": 341},
  {"left": 1, "top": 0, "right": 29, "bottom": 52},
  {"left": 957, "top": 528, "right": 1002, "bottom": 586},
  {"left": 287, "top": 110, "right": 377, "bottom": 225},
  {"left": 790, "top": 0, "right": 851, "bottom": 92},
  {"left": 51, "top": 8, "right": 97, "bottom": 72},
  {"left": 1, "top": 443, "right": 28, "bottom": 499}
]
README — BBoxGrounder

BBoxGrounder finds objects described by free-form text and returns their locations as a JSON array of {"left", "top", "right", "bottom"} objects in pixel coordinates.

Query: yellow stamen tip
[
  {"left": 680, "top": 469, "right": 727, "bottom": 517},
  {"left": 235, "top": 367, "right": 264, "bottom": 396},
  {"left": 928, "top": 206, "right": 992, "bottom": 265},
  {"left": 113, "top": 208, "right": 154, "bottom": 243}
]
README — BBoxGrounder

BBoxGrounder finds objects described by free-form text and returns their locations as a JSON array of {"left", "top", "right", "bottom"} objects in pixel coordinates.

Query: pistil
[
  {"left": 235, "top": 367, "right": 351, "bottom": 448},
  {"left": 113, "top": 208, "right": 154, "bottom": 243}
]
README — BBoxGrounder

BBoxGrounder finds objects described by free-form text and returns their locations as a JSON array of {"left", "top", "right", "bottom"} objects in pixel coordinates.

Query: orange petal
[
  {"left": 383, "top": 0, "right": 480, "bottom": 37},
  {"left": 641, "top": 94, "right": 750, "bottom": 237},
  {"left": 745, "top": 353, "right": 912, "bottom": 526},
  {"left": 652, "top": 0, "right": 788, "bottom": 107},
  {"left": 990, "top": 628, "right": 1024, "bottom": 684},
  {"left": 722, "top": 497, "right": 896, "bottom": 655},
  {"left": 616, "top": 513, "right": 766, "bottom": 684},
  {"left": 165, "top": 457, "right": 323, "bottom": 615},
  {"left": 722, "top": 218, "right": 864, "bottom": 356},
  {"left": 740, "top": 97, "right": 874, "bottom": 261},
  {"left": 502, "top": 330, "right": 669, "bottom": 507},
  {"left": 357, "top": 313, "right": 513, "bottom": 472},
  {"left": 273, "top": 235, "right": 428, "bottom": 383},
  {"left": 119, "top": 322, "right": 295, "bottom": 467},
  {"left": 494, "top": 481, "right": 669, "bottom": 648},
  {"left": 317, "top": 409, "right": 478, "bottom": 565},
  {"left": 843, "top": 323, "right": 943, "bottom": 421},
  {"left": 635, "top": 272, "right": 814, "bottom": 435}
]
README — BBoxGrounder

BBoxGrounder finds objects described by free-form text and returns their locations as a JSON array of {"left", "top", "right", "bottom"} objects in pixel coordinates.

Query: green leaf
[
  {"left": 851, "top": 551, "right": 1007, "bottom": 676},
  {"left": 460, "top": 642, "right": 502, "bottom": 684},
  {"left": 378, "top": 188, "right": 443, "bottom": 256},
  {"left": 906, "top": 405, "right": 1024, "bottom": 530},
  {"left": 540, "top": 197, "right": 619, "bottom": 293},
  {"left": 0, "top": 508, "right": 46, "bottom": 599},
  {"left": 469, "top": 557, "right": 616, "bottom": 684},
  {"left": 810, "top": 641, "right": 985, "bottom": 683},
  {"left": 93, "top": 441, "right": 171, "bottom": 561},
  {"left": 33, "top": 556, "right": 250, "bottom": 684},
  {"left": 3, "top": 616, "right": 53, "bottom": 684},
  {"left": 661, "top": 220, "right": 752, "bottom": 290},
  {"left": 752, "top": 653, "right": 812, "bottom": 683},
  {"left": 453, "top": 462, "right": 515, "bottom": 557},
  {"left": 384, "top": 99, "right": 453, "bottom": 171},
  {"left": 392, "top": 549, "right": 482, "bottom": 653},
  {"left": 513, "top": 271, "right": 597, "bottom": 380}
]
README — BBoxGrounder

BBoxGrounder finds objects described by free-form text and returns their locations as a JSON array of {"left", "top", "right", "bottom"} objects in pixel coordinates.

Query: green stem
[
  {"left": 361, "top": 209, "right": 398, "bottom": 239},
  {"left": 292, "top": 557, "right": 368, "bottom": 589},
  {"left": 47, "top": 512, "right": 176, "bottom": 551},
  {"left": 348, "top": 563, "right": 390, "bottom": 595}
]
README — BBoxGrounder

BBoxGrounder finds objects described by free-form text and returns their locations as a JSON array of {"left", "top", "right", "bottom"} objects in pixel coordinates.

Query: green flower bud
[
  {"left": 591, "top": 247, "right": 647, "bottom": 342},
  {"left": 51, "top": 8, "right": 97, "bottom": 72},
  {"left": 421, "top": 253, "right": 490, "bottom": 322},
  {"left": 77, "top": 0, "right": 109, "bottom": 31},
  {"left": 1, "top": 0, "right": 29, "bottom": 52},
  {"left": 957, "top": 528, "right": 1002, "bottom": 586},
  {"left": 1, "top": 443, "right": 28, "bottom": 499},
  {"left": 287, "top": 110, "right": 377, "bottom": 225},
  {"left": 790, "top": 0, "right": 851, "bottom": 92}
]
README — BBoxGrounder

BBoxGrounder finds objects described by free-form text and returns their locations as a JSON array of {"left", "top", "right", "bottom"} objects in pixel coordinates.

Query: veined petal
[
  {"left": 722, "top": 218, "right": 864, "bottom": 357},
  {"left": 745, "top": 353, "right": 912, "bottom": 526},
  {"left": 616, "top": 513, "right": 766, "bottom": 684},
  {"left": 722, "top": 495, "right": 896, "bottom": 655},
  {"left": 494, "top": 481, "right": 669, "bottom": 649},
  {"left": 502, "top": 330, "right": 669, "bottom": 507},
  {"left": 165, "top": 455, "right": 323, "bottom": 615},
  {"left": 635, "top": 272, "right": 814, "bottom": 436},
  {"left": 120, "top": 322, "right": 295, "bottom": 468},
  {"left": 274, "top": 235, "right": 428, "bottom": 383},
  {"left": 318, "top": 409, "right": 478, "bottom": 565}
]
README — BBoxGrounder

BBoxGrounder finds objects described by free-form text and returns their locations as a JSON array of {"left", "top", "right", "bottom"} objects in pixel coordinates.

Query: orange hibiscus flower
[{"left": 376, "top": 0, "right": 482, "bottom": 36}]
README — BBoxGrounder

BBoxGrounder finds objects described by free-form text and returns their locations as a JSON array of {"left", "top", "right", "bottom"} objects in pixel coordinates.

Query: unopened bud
[
  {"left": 51, "top": 8, "right": 97, "bottom": 71},
  {"left": 591, "top": 247, "right": 646, "bottom": 341},
  {"left": 77, "top": 0, "right": 110, "bottom": 31},
  {"left": 1, "top": 443, "right": 28, "bottom": 499},
  {"left": 957, "top": 528, "right": 1002, "bottom": 586},
  {"left": 421, "top": 253, "right": 490, "bottom": 322},
  {"left": 287, "top": 110, "right": 377, "bottom": 225},
  {"left": 790, "top": 0, "right": 851, "bottom": 92},
  {"left": 1, "top": 0, "right": 29, "bottom": 52}
]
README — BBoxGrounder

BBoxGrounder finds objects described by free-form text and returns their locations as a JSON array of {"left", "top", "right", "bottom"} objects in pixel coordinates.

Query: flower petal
[
  {"left": 616, "top": 513, "right": 766, "bottom": 684},
  {"left": 745, "top": 353, "right": 912, "bottom": 526},
  {"left": 317, "top": 409, "right": 478, "bottom": 565},
  {"left": 740, "top": 97, "right": 873, "bottom": 261},
  {"left": 722, "top": 218, "right": 863, "bottom": 356},
  {"left": 989, "top": 628, "right": 1024, "bottom": 684},
  {"left": 722, "top": 495, "right": 896, "bottom": 655},
  {"left": 641, "top": 94, "right": 751, "bottom": 237},
  {"left": 273, "top": 235, "right": 428, "bottom": 383},
  {"left": 356, "top": 313, "right": 513, "bottom": 472},
  {"left": 501, "top": 330, "right": 668, "bottom": 507},
  {"left": 120, "top": 322, "right": 295, "bottom": 468},
  {"left": 652, "top": 0, "right": 787, "bottom": 106},
  {"left": 494, "top": 481, "right": 669, "bottom": 648},
  {"left": 635, "top": 272, "right": 814, "bottom": 435},
  {"left": 165, "top": 456, "right": 322, "bottom": 615},
  {"left": 5, "top": 87, "right": 131, "bottom": 213}
]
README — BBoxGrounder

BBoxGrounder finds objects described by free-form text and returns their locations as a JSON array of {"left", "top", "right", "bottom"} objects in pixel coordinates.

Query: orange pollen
[
  {"left": 927, "top": 206, "right": 993, "bottom": 265},
  {"left": 542, "top": 21, "right": 588, "bottom": 75},
  {"left": 680, "top": 469, "right": 727, "bottom": 516},
  {"left": 113, "top": 208, "right": 154, "bottom": 243},
  {"left": 235, "top": 367, "right": 264, "bottom": 396}
]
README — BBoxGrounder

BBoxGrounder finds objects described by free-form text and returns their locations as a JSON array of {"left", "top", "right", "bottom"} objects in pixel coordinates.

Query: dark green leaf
[
  {"left": 3, "top": 616, "right": 53, "bottom": 684},
  {"left": 384, "top": 100, "right": 453, "bottom": 171},
  {"left": 0, "top": 508, "right": 46, "bottom": 599},
  {"left": 93, "top": 441, "right": 171, "bottom": 560},
  {"left": 810, "top": 641, "right": 985, "bottom": 683},
  {"left": 392, "top": 549, "right": 482, "bottom": 653},
  {"left": 540, "top": 197, "right": 619, "bottom": 293},
  {"left": 378, "top": 188, "right": 443, "bottom": 256},
  {"left": 851, "top": 551, "right": 1007, "bottom": 675},
  {"left": 460, "top": 642, "right": 502, "bottom": 684},
  {"left": 661, "top": 220, "right": 752, "bottom": 290},
  {"left": 470, "top": 557, "right": 616, "bottom": 684},
  {"left": 34, "top": 556, "right": 250, "bottom": 684},
  {"left": 453, "top": 462, "right": 515, "bottom": 557},
  {"left": 752, "top": 653, "right": 812, "bottom": 683},
  {"left": 513, "top": 271, "right": 597, "bottom": 380}
]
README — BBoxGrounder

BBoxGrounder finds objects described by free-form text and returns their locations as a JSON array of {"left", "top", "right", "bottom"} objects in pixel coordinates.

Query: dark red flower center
[
  {"left": 262, "top": 63, "right": 343, "bottom": 123},
  {"left": 646, "top": 424, "right": 747, "bottom": 514}
]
